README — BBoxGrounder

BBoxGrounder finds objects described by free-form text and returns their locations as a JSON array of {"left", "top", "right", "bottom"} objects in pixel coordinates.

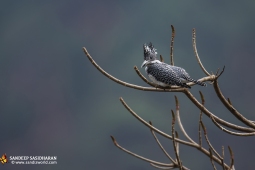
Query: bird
[{"left": 141, "top": 42, "right": 206, "bottom": 88}]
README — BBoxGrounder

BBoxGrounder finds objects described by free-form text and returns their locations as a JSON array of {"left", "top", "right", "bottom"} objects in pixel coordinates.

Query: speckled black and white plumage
[{"left": 141, "top": 43, "right": 206, "bottom": 88}]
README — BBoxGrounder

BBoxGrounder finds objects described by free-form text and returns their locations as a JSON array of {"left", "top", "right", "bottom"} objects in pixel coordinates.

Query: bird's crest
[{"left": 143, "top": 42, "right": 157, "bottom": 60}]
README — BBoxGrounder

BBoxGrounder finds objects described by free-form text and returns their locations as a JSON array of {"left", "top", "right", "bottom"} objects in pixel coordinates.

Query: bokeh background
[{"left": 1, "top": 1, "right": 255, "bottom": 170}]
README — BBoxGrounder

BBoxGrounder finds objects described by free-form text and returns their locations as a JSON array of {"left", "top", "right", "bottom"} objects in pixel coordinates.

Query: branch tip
[
  {"left": 227, "top": 98, "right": 232, "bottom": 106},
  {"left": 171, "top": 110, "right": 175, "bottom": 121},
  {"left": 174, "top": 96, "right": 179, "bottom": 110},
  {"left": 228, "top": 146, "right": 234, "bottom": 158},
  {"left": 171, "top": 25, "right": 175, "bottom": 34},
  {"left": 110, "top": 136, "right": 118, "bottom": 146},
  {"left": 216, "top": 66, "right": 225, "bottom": 79},
  {"left": 160, "top": 55, "right": 164, "bottom": 63}
]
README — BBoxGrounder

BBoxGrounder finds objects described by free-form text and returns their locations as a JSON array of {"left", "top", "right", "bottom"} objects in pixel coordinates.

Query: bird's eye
[{"left": 150, "top": 56, "right": 152, "bottom": 59}]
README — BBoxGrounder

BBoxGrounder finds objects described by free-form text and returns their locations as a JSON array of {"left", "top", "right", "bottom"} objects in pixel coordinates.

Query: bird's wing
[{"left": 147, "top": 63, "right": 184, "bottom": 86}]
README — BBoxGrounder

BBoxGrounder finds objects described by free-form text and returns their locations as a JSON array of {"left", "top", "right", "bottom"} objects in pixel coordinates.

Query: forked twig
[
  {"left": 110, "top": 136, "right": 172, "bottom": 167},
  {"left": 210, "top": 116, "right": 255, "bottom": 136},
  {"left": 119, "top": 97, "right": 230, "bottom": 169},
  {"left": 184, "top": 89, "right": 255, "bottom": 133}
]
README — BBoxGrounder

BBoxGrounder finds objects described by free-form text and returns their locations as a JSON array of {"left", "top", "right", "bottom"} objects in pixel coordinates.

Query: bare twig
[
  {"left": 200, "top": 122, "right": 222, "bottom": 159},
  {"left": 110, "top": 136, "right": 172, "bottom": 167},
  {"left": 184, "top": 89, "right": 255, "bottom": 133},
  {"left": 192, "top": 28, "right": 210, "bottom": 76},
  {"left": 150, "top": 163, "right": 175, "bottom": 169},
  {"left": 210, "top": 115, "right": 255, "bottom": 136},
  {"left": 149, "top": 121, "right": 176, "bottom": 164},
  {"left": 213, "top": 79, "right": 255, "bottom": 129},
  {"left": 170, "top": 25, "right": 175, "bottom": 66},
  {"left": 198, "top": 91, "right": 205, "bottom": 147},
  {"left": 209, "top": 149, "right": 217, "bottom": 170},
  {"left": 222, "top": 146, "right": 226, "bottom": 170},
  {"left": 215, "top": 66, "right": 225, "bottom": 78},
  {"left": 150, "top": 163, "right": 190, "bottom": 170},
  {"left": 175, "top": 96, "right": 196, "bottom": 143},
  {"left": 228, "top": 146, "right": 234, "bottom": 170},
  {"left": 198, "top": 116, "right": 202, "bottom": 147},
  {"left": 175, "top": 131, "right": 180, "bottom": 157},
  {"left": 227, "top": 98, "right": 232, "bottom": 106},
  {"left": 119, "top": 97, "right": 196, "bottom": 146},
  {"left": 119, "top": 97, "right": 230, "bottom": 169},
  {"left": 171, "top": 111, "right": 183, "bottom": 170}
]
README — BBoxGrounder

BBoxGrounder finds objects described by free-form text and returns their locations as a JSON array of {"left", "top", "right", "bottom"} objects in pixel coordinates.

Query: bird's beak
[{"left": 141, "top": 60, "right": 148, "bottom": 68}]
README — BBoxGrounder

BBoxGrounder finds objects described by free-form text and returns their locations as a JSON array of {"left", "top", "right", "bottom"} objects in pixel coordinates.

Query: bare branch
[
  {"left": 184, "top": 89, "right": 255, "bottom": 133},
  {"left": 134, "top": 66, "right": 213, "bottom": 89},
  {"left": 222, "top": 146, "right": 226, "bottom": 170},
  {"left": 198, "top": 91, "right": 204, "bottom": 147},
  {"left": 119, "top": 97, "right": 230, "bottom": 169},
  {"left": 209, "top": 149, "right": 217, "bottom": 170},
  {"left": 151, "top": 163, "right": 190, "bottom": 170},
  {"left": 200, "top": 121, "right": 222, "bottom": 159},
  {"left": 192, "top": 28, "right": 210, "bottom": 76},
  {"left": 228, "top": 146, "right": 234, "bottom": 170},
  {"left": 83, "top": 51, "right": 251, "bottom": 133},
  {"left": 149, "top": 121, "right": 176, "bottom": 164},
  {"left": 175, "top": 131, "right": 180, "bottom": 157},
  {"left": 119, "top": 97, "right": 196, "bottom": 146},
  {"left": 170, "top": 25, "right": 175, "bottom": 66},
  {"left": 83, "top": 47, "right": 183, "bottom": 92},
  {"left": 110, "top": 136, "right": 172, "bottom": 167},
  {"left": 171, "top": 110, "right": 183, "bottom": 170},
  {"left": 210, "top": 113, "right": 255, "bottom": 136},
  {"left": 213, "top": 79, "right": 255, "bottom": 129},
  {"left": 198, "top": 116, "right": 202, "bottom": 147},
  {"left": 175, "top": 96, "right": 196, "bottom": 143},
  {"left": 150, "top": 163, "right": 175, "bottom": 169}
]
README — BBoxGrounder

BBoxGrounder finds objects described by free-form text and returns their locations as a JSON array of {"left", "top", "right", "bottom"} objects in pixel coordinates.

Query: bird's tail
[{"left": 184, "top": 77, "right": 207, "bottom": 87}]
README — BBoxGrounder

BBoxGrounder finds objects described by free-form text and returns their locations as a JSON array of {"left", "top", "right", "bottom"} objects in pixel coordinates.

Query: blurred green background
[{"left": 1, "top": 1, "right": 255, "bottom": 169}]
